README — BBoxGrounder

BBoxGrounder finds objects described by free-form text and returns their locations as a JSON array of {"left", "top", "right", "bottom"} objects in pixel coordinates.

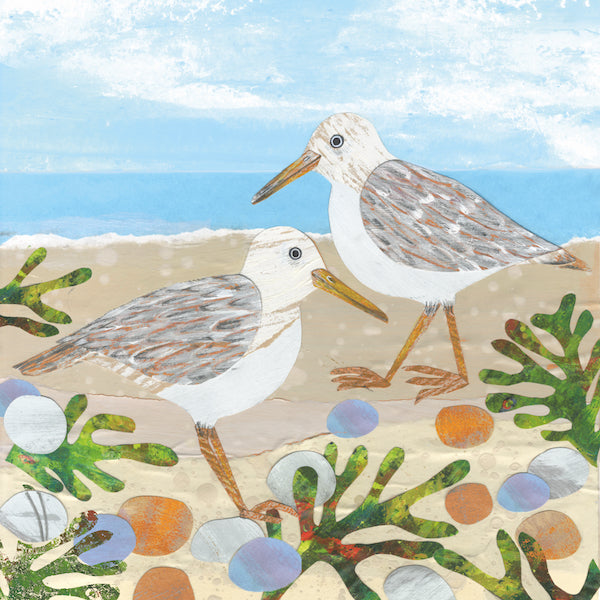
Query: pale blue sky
[{"left": 1, "top": 0, "right": 598, "bottom": 172}]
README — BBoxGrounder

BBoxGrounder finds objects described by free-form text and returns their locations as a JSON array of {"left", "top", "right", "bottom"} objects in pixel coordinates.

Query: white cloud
[{"left": 1, "top": 0, "right": 599, "bottom": 167}]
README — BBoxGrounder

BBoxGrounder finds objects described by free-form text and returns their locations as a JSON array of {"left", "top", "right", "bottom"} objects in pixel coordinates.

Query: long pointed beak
[
  {"left": 311, "top": 268, "right": 388, "bottom": 323},
  {"left": 252, "top": 150, "right": 321, "bottom": 204}
]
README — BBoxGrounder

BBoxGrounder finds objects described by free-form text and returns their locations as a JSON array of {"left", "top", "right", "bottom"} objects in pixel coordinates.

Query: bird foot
[
  {"left": 403, "top": 365, "right": 468, "bottom": 402},
  {"left": 331, "top": 366, "right": 391, "bottom": 391},
  {"left": 240, "top": 500, "right": 299, "bottom": 524}
]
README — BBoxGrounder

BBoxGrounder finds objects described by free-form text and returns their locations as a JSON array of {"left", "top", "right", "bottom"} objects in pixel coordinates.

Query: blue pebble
[
  {"left": 327, "top": 399, "right": 379, "bottom": 438},
  {"left": 0, "top": 379, "right": 39, "bottom": 417},
  {"left": 74, "top": 514, "right": 136, "bottom": 565},
  {"left": 497, "top": 473, "right": 550, "bottom": 512},
  {"left": 229, "top": 538, "right": 301, "bottom": 592}
]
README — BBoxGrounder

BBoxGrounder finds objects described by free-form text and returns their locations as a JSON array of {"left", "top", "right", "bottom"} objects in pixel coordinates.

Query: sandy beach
[{"left": 0, "top": 231, "right": 599, "bottom": 600}]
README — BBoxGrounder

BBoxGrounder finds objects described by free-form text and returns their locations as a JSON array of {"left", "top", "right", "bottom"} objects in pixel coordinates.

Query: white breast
[
  {"left": 159, "top": 317, "right": 302, "bottom": 427},
  {"left": 328, "top": 182, "right": 500, "bottom": 304}
]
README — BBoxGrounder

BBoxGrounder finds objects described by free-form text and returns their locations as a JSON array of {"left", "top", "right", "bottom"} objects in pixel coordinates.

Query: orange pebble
[
  {"left": 133, "top": 567, "right": 195, "bottom": 600},
  {"left": 445, "top": 483, "right": 493, "bottom": 524},
  {"left": 435, "top": 405, "right": 494, "bottom": 448},
  {"left": 118, "top": 496, "right": 193, "bottom": 556},
  {"left": 516, "top": 510, "right": 581, "bottom": 560}
]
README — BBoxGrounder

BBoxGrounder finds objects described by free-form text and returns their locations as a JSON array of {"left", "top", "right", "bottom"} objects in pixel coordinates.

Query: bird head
[
  {"left": 242, "top": 226, "right": 386, "bottom": 321},
  {"left": 252, "top": 113, "right": 393, "bottom": 203}
]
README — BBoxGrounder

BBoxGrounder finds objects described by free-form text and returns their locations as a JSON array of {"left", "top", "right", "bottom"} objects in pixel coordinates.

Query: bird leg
[
  {"left": 195, "top": 424, "right": 297, "bottom": 524},
  {"left": 331, "top": 304, "right": 439, "bottom": 391},
  {"left": 404, "top": 304, "right": 469, "bottom": 402}
]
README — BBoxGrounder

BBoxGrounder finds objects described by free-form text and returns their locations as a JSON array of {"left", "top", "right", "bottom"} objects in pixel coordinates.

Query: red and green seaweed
[
  {"left": 480, "top": 293, "right": 600, "bottom": 465},
  {"left": 262, "top": 442, "right": 470, "bottom": 600},
  {"left": 434, "top": 530, "right": 600, "bottom": 600}
]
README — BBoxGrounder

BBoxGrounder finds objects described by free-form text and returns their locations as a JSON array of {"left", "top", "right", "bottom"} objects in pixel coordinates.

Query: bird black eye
[
  {"left": 289, "top": 247, "right": 302, "bottom": 260},
  {"left": 330, "top": 134, "right": 344, "bottom": 149}
]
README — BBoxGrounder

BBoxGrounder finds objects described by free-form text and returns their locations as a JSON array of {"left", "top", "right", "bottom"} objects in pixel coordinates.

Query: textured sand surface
[{"left": 0, "top": 234, "right": 598, "bottom": 599}]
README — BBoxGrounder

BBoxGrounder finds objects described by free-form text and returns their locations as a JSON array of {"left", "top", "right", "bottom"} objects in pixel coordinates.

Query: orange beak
[
  {"left": 311, "top": 268, "right": 387, "bottom": 323},
  {"left": 251, "top": 150, "right": 321, "bottom": 204}
]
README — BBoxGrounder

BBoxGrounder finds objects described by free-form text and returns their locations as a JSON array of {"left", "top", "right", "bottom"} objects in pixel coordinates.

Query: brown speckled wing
[
  {"left": 16, "top": 275, "right": 261, "bottom": 385},
  {"left": 360, "top": 160, "right": 561, "bottom": 272}
]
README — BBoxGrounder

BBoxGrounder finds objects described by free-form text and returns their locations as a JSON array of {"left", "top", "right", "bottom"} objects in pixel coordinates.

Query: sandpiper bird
[
  {"left": 252, "top": 114, "right": 588, "bottom": 401},
  {"left": 15, "top": 226, "right": 386, "bottom": 522}
]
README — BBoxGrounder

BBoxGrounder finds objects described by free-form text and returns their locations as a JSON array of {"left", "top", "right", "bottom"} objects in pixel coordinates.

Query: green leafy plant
[
  {"left": 434, "top": 530, "right": 600, "bottom": 600},
  {"left": 0, "top": 247, "right": 92, "bottom": 336},
  {"left": 6, "top": 393, "right": 178, "bottom": 500},
  {"left": 480, "top": 293, "right": 600, "bottom": 465},
  {"left": 262, "top": 442, "right": 470, "bottom": 600},
  {"left": 0, "top": 510, "right": 125, "bottom": 600}
]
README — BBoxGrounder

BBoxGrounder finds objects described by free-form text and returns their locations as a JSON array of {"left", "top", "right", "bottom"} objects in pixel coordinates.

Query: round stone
[
  {"left": 516, "top": 510, "right": 581, "bottom": 559},
  {"left": 528, "top": 447, "right": 589, "bottom": 499},
  {"left": 383, "top": 565, "right": 456, "bottom": 600},
  {"left": 267, "top": 451, "right": 336, "bottom": 507},
  {"left": 191, "top": 517, "right": 264, "bottom": 563},
  {"left": 327, "top": 399, "right": 379, "bottom": 438},
  {"left": 0, "top": 489, "right": 67, "bottom": 542},
  {"left": 497, "top": 473, "right": 550, "bottom": 512},
  {"left": 4, "top": 395, "right": 67, "bottom": 454},
  {"left": 229, "top": 538, "right": 301, "bottom": 592}
]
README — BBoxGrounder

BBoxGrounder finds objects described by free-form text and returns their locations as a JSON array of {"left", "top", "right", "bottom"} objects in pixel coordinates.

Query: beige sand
[{"left": 0, "top": 234, "right": 599, "bottom": 599}]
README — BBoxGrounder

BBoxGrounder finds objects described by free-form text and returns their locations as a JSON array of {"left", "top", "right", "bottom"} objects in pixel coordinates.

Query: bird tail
[
  {"left": 532, "top": 248, "right": 590, "bottom": 272},
  {"left": 14, "top": 344, "right": 87, "bottom": 376}
]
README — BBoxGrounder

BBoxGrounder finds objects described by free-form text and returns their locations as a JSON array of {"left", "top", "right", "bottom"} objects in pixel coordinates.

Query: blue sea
[{"left": 1, "top": 170, "right": 599, "bottom": 245}]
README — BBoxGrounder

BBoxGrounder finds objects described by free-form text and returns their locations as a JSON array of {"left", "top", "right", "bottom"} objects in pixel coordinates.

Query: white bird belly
[
  {"left": 328, "top": 183, "right": 500, "bottom": 304},
  {"left": 159, "top": 319, "right": 302, "bottom": 427}
]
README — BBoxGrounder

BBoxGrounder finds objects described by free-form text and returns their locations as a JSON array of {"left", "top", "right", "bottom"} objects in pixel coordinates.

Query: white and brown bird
[
  {"left": 15, "top": 226, "right": 386, "bottom": 522},
  {"left": 252, "top": 114, "right": 588, "bottom": 401}
]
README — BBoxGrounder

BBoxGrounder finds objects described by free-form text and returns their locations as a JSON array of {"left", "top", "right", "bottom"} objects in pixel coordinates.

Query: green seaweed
[
  {"left": 0, "top": 247, "right": 92, "bottom": 337},
  {"left": 0, "top": 510, "right": 125, "bottom": 600},
  {"left": 262, "top": 442, "right": 470, "bottom": 600},
  {"left": 480, "top": 293, "right": 600, "bottom": 465},
  {"left": 5, "top": 394, "right": 178, "bottom": 501},
  {"left": 519, "top": 532, "right": 600, "bottom": 600},
  {"left": 434, "top": 529, "right": 531, "bottom": 599},
  {"left": 433, "top": 529, "right": 600, "bottom": 600}
]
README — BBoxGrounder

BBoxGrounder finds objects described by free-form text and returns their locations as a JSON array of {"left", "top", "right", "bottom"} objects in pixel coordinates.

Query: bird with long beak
[
  {"left": 252, "top": 114, "right": 588, "bottom": 401},
  {"left": 15, "top": 226, "right": 386, "bottom": 523}
]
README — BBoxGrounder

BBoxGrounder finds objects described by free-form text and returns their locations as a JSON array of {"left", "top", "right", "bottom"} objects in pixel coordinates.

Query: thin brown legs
[
  {"left": 331, "top": 304, "right": 439, "bottom": 391},
  {"left": 404, "top": 304, "right": 469, "bottom": 401},
  {"left": 196, "top": 424, "right": 297, "bottom": 524}
]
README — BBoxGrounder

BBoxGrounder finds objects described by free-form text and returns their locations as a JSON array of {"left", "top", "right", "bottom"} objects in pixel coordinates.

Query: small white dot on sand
[
  {"left": 338, "top": 322, "right": 347, "bottom": 330},
  {"left": 99, "top": 274, "right": 110, "bottom": 285},
  {"left": 470, "top": 306, "right": 479, "bottom": 316},
  {"left": 181, "top": 256, "right": 194, "bottom": 269},
  {"left": 159, "top": 247, "right": 174, "bottom": 259},
  {"left": 478, "top": 453, "right": 496, "bottom": 469},
  {"left": 362, "top": 326, "right": 382, "bottom": 336},
  {"left": 336, "top": 337, "right": 345, "bottom": 346},
  {"left": 491, "top": 517, "right": 504, "bottom": 529},
  {"left": 85, "top": 377, "right": 94, "bottom": 385},
  {"left": 160, "top": 268, "right": 172, "bottom": 277},
  {"left": 488, "top": 281, "right": 499, "bottom": 292},
  {"left": 508, "top": 266, "right": 523, "bottom": 280},
  {"left": 96, "top": 248, "right": 118, "bottom": 266},
  {"left": 491, "top": 309, "right": 498, "bottom": 317},
  {"left": 514, "top": 296, "right": 526, "bottom": 306}
]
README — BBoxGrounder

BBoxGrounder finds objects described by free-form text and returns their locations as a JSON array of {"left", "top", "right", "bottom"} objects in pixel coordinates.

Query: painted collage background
[{"left": 1, "top": 2, "right": 600, "bottom": 600}]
